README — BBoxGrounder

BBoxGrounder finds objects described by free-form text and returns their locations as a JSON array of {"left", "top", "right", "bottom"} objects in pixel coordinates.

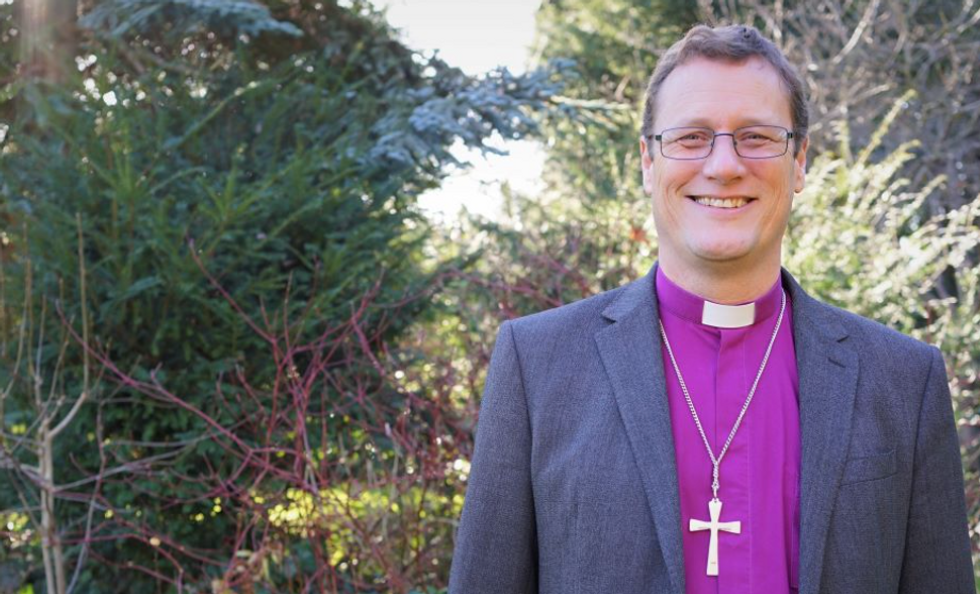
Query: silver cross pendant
[{"left": 689, "top": 498, "right": 742, "bottom": 576}]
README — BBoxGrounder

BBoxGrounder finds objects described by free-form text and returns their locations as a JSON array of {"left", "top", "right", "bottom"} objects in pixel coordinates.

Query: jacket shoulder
[
  {"left": 816, "top": 299, "right": 937, "bottom": 361},
  {"left": 803, "top": 298, "right": 943, "bottom": 397},
  {"left": 504, "top": 283, "right": 627, "bottom": 345}
]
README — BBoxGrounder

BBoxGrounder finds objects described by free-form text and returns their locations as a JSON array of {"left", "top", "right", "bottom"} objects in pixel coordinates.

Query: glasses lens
[
  {"left": 733, "top": 126, "right": 789, "bottom": 158},
  {"left": 660, "top": 127, "right": 713, "bottom": 159}
]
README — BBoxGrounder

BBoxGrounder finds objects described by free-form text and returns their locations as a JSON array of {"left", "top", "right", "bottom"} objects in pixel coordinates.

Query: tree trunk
[{"left": 17, "top": 0, "right": 79, "bottom": 82}]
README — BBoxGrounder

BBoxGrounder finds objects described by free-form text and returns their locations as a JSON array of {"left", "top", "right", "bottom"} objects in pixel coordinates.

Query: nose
[{"left": 701, "top": 133, "right": 747, "bottom": 182}]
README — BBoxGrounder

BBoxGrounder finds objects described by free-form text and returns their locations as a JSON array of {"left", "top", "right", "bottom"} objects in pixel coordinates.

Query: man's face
[{"left": 639, "top": 57, "right": 807, "bottom": 274}]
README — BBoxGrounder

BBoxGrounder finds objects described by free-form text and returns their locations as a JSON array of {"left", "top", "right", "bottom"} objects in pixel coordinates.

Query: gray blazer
[{"left": 448, "top": 266, "right": 975, "bottom": 593}]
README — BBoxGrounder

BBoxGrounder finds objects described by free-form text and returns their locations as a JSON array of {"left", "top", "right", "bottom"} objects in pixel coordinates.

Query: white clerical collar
[
  {"left": 654, "top": 267, "right": 784, "bottom": 329},
  {"left": 701, "top": 301, "right": 755, "bottom": 328}
]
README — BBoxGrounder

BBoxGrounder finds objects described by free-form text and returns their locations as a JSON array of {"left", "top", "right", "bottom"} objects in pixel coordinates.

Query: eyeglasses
[{"left": 653, "top": 125, "right": 794, "bottom": 160}]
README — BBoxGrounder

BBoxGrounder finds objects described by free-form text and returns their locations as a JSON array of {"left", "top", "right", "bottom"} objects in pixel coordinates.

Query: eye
[
  {"left": 670, "top": 130, "right": 711, "bottom": 146},
  {"left": 736, "top": 127, "right": 783, "bottom": 144}
]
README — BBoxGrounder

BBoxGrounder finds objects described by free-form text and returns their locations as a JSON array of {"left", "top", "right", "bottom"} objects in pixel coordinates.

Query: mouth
[{"left": 687, "top": 195, "right": 755, "bottom": 209}]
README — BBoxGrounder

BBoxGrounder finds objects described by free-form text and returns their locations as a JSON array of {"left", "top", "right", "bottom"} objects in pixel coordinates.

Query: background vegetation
[{"left": 0, "top": 0, "right": 977, "bottom": 592}]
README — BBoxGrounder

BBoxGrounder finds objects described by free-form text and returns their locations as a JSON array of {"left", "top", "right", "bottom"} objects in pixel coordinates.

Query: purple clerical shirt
[{"left": 656, "top": 268, "right": 801, "bottom": 593}]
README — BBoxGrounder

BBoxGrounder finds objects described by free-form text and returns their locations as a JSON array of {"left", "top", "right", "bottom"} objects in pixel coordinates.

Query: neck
[{"left": 658, "top": 254, "right": 781, "bottom": 304}]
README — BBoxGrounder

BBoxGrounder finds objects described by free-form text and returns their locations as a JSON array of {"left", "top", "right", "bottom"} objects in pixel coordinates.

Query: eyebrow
[{"left": 666, "top": 117, "right": 783, "bottom": 129}]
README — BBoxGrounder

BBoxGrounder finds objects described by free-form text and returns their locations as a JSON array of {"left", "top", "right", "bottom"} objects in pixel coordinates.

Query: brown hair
[{"left": 641, "top": 24, "right": 808, "bottom": 156}]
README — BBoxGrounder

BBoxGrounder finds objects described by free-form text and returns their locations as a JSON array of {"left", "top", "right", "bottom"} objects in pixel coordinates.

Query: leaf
[{"left": 120, "top": 276, "right": 164, "bottom": 301}]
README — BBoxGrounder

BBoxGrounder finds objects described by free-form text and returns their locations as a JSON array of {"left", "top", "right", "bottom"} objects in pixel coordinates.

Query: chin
[{"left": 688, "top": 238, "right": 755, "bottom": 263}]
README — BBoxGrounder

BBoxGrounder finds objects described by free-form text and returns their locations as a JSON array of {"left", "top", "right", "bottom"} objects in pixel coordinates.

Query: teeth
[{"left": 693, "top": 196, "right": 749, "bottom": 209}]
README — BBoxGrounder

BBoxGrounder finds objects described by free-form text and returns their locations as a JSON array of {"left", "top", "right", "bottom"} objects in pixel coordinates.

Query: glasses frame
[{"left": 652, "top": 125, "right": 795, "bottom": 160}]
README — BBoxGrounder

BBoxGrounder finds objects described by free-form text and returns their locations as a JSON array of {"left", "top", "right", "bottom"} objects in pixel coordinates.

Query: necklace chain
[{"left": 658, "top": 289, "right": 786, "bottom": 500}]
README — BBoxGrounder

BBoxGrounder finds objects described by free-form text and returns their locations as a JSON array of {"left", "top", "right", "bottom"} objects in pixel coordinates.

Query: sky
[{"left": 369, "top": 0, "right": 546, "bottom": 222}]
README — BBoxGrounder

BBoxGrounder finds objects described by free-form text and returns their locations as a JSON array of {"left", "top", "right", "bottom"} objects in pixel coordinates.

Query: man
[{"left": 448, "top": 24, "right": 975, "bottom": 594}]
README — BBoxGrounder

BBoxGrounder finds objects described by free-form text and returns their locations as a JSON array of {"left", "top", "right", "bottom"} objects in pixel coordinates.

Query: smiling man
[{"left": 448, "top": 25, "right": 974, "bottom": 594}]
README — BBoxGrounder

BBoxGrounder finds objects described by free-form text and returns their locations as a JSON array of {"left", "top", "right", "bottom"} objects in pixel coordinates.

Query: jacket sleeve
[
  {"left": 449, "top": 321, "right": 538, "bottom": 594},
  {"left": 898, "top": 346, "right": 976, "bottom": 593}
]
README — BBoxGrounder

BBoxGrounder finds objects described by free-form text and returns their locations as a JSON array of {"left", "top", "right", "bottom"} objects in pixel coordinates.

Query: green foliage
[
  {"left": 80, "top": 0, "right": 304, "bottom": 40},
  {"left": 0, "top": 1, "right": 570, "bottom": 591}
]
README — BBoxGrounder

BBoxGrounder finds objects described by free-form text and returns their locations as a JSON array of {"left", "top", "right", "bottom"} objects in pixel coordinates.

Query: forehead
[{"left": 656, "top": 56, "right": 792, "bottom": 128}]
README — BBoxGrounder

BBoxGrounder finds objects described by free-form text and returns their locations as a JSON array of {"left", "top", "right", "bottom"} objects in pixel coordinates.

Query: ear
[
  {"left": 640, "top": 136, "right": 655, "bottom": 195},
  {"left": 793, "top": 135, "right": 808, "bottom": 194}
]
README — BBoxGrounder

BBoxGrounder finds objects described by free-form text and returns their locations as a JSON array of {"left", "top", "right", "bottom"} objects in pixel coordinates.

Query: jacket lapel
[
  {"left": 783, "top": 271, "right": 860, "bottom": 594},
  {"left": 595, "top": 267, "right": 686, "bottom": 594}
]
